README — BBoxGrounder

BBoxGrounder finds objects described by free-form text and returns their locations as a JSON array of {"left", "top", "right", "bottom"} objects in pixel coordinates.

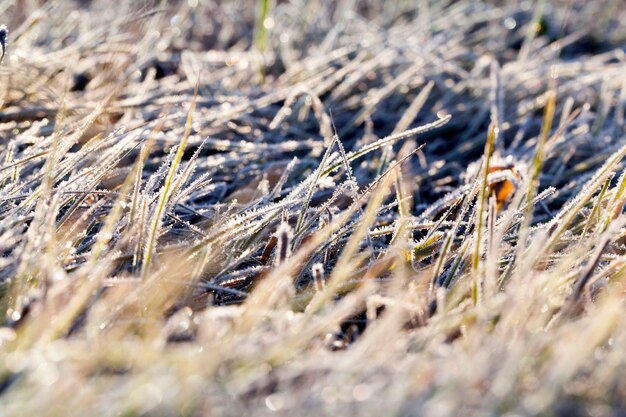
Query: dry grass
[{"left": 0, "top": 1, "right": 625, "bottom": 416}]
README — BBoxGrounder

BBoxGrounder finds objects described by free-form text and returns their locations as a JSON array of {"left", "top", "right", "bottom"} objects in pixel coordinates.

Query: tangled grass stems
[{"left": 0, "top": 1, "right": 626, "bottom": 416}]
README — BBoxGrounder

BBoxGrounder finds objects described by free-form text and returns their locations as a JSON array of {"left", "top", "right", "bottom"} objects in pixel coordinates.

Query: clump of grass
[{"left": 1, "top": 1, "right": 626, "bottom": 416}]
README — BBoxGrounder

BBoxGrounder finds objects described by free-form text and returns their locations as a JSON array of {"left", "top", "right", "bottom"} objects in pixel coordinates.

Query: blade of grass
[{"left": 141, "top": 81, "right": 199, "bottom": 278}]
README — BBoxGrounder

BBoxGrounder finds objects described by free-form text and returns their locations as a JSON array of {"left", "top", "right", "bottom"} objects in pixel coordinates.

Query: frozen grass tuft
[{"left": 0, "top": 1, "right": 626, "bottom": 416}]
